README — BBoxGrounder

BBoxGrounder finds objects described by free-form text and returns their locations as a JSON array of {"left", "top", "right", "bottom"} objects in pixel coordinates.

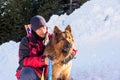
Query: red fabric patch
[{"left": 16, "top": 69, "right": 22, "bottom": 80}]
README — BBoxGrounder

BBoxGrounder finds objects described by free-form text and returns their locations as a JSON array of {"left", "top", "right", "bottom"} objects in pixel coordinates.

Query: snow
[{"left": 0, "top": 0, "right": 120, "bottom": 80}]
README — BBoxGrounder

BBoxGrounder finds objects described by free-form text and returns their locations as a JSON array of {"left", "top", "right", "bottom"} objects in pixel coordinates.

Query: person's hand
[{"left": 44, "top": 57, "right": 49, "bottom": 65}]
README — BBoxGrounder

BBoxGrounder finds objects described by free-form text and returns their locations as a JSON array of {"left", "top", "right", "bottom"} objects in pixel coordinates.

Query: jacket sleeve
[{"left": 19, "top": 37, "right": 46, "bottom": 67}]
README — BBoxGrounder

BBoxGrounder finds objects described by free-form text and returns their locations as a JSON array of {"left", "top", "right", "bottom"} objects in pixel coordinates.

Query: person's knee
[
  {"left": 21, "top": 67, "right": 34, "bottom": 75},
  {"left": 20, "top": 67, "right": 39, "bottom": 80}
]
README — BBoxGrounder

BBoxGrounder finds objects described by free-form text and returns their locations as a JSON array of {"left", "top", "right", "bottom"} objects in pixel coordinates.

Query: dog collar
[{"left": 47, "top": 52, "right": 75, "bottom": 64}]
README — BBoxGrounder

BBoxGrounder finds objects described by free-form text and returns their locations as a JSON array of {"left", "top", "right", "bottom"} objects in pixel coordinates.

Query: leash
[
  {"left": 48, "top": 59, "right": 52, "bottom": 80},
  {"left": 41, "top": 56, "right": 53, "bottom": 80}
]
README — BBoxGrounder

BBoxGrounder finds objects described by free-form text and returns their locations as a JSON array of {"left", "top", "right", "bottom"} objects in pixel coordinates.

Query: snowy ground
[{"left": 0, "top": 0, "right": 120, "bottom": 80}]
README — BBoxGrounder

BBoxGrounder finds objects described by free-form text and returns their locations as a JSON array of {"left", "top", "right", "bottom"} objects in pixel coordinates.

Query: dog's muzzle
[{"left": 62, "top": 42, "right": 72, "bottom": 54}]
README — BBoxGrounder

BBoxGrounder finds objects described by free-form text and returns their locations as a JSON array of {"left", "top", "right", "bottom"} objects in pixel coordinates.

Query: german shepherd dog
[{"left": 44, "top": 25, "right": 74, "bottom": 80}]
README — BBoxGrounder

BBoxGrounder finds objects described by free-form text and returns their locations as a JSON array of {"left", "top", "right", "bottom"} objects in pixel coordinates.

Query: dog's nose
[{"left": 67, "top": 42, "right": 72, "bottom": 48}]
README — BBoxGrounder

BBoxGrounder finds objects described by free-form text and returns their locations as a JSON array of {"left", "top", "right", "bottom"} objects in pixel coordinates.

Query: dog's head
[{"left": 51, "top": 25, "right": 74, "bottom": 60}]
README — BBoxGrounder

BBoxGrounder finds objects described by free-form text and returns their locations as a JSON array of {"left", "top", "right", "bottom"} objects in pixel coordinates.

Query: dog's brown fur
[{"left": 44, "top": 25, "right": 74, "bottom": 80}]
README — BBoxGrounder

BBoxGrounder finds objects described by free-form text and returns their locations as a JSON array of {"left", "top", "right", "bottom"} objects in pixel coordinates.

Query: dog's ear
[
  {"left": 65, "top": 25, "right": 71, "bottom": 33},
  {"left": 54, "top": 26, "right": 61, "bottom": 35},
  {"left": 54, "top": 26, "right": 62, "bottom": 43}
]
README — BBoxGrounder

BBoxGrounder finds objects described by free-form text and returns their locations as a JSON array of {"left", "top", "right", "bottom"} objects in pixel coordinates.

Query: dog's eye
[
  {"left": 56, "top": 37, "right": 65, "bottom": 43},
  {"left": 68, "top": 36, "right": 71, "bottom": 39}
]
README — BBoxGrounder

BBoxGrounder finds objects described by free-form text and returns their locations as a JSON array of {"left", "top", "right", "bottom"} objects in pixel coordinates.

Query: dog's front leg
[
  {"left": 62, "top": 67, "right": 71, "bottom": 80},
  {"left": 63, "top": 73, "right": 70, "bottom": 80}
]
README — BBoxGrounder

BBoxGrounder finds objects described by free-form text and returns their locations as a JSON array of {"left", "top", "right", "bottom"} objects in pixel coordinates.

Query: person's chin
[{"left": 40, "top": 35, "right": 45, "bottom": 38}]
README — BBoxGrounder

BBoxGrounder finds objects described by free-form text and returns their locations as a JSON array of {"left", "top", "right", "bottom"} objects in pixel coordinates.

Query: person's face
[{"left": 35, "top": 26, "right": 47, "bottom": 38}]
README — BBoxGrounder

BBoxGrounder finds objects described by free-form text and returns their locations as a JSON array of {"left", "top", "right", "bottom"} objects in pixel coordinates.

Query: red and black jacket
[{"left": 16, "top": 31, "right": 48, "bottom": 80}]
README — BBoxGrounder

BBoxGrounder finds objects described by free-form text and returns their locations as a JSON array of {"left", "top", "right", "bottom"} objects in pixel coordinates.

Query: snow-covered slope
[{"left": 0, "top": 0, "right": 120, "bottom": 80}]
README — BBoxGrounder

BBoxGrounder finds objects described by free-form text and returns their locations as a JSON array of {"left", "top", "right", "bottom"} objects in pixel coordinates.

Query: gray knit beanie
[{"left": 30, "top": 15, "right": 46, "bottom": 31}]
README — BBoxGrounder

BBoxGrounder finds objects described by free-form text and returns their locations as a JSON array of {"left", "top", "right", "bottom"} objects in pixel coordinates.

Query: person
[{"left": 16, "top": 15, "right": 51, "bottom": 80}]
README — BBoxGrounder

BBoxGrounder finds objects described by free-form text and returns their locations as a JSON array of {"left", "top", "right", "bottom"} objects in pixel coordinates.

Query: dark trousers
[{"left": 20, "top": 67, "right": 40, "bottom": 80}]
